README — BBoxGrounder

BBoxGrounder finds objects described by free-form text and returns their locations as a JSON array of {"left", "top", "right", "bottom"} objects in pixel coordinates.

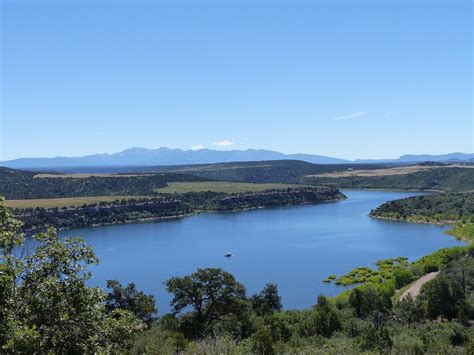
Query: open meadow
[{"left": 5, "top": 195, "right": 151, "bottom": 209}]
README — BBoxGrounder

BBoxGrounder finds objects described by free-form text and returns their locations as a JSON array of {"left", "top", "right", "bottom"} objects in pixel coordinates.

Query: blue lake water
[{"left": 60, "top": 190, "right": 465, "bottom": 312}]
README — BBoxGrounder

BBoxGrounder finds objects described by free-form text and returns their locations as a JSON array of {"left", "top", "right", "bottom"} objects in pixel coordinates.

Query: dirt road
[{"left": 399, "top": 271, "right": 439, "bottom": 301}]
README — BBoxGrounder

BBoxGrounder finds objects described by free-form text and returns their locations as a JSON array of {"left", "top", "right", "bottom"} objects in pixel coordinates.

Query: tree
[
  {"left": 165, "top": 268, "right": 249, "bottom": 337},
  {"left": 251, "top": 283, "right": 283, "bottom": 316},
  {"left": 264, "top": 313, "right": 291, "bottom": 342},
  {"left": 359, "top": 324, "right": 393, "bottom": 352},
  {"left": 392, "top": 268, "right": 416, "bottom": 289},
  {"left": 304, "top": 295, "right": 341, "bottom": 337},
  {"left": 250, "top": 328, "right": 275, "bottom": 355},
  {"left": 349, "top": 285, "right": 392, "bottom": 319},
  {"left": 0, "top": 197, "right": 144, "bottom": 353},
  {"left": 0, "top": 196, "right": 24, "bottom": 348},
  {"left": 106, "top": 280, "right": 157, "bottom": 325},
  {"left": 421, "top": 274, "right": 466, "bottom": 321},
  {"left": 393, "top": 294, "right": 424, "bottom": 324}
]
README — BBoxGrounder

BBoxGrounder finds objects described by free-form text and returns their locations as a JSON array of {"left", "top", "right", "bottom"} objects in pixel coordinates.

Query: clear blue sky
[{"left": 1, "top": 0, "right": 472, "bottom": 160}]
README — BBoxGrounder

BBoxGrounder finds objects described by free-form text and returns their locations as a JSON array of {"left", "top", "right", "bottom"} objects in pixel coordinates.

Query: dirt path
[{"left": 399, "top": 271, "right": 439, "bottom": 301}]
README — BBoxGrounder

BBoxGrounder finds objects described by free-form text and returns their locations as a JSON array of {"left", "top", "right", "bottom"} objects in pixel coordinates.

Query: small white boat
[{"left": 224, "top": 252, "right": 232, "bottom": 257}]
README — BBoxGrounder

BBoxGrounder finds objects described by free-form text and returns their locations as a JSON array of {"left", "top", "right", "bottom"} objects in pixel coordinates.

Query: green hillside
[
  {"left": 144, "top": 160, "right": 396, "bottom": 183},
  {"left": 370, "top": 192, "right": 474, "bottom": 224},
  {"left": 307, "top": 167, "right": 474, "bottom": 192},
  {"left": 0, "top": 167, "right": 208, "bottom": 199},
  {"left": 370, "top": 192, "right": 474, "bottom": 242}
]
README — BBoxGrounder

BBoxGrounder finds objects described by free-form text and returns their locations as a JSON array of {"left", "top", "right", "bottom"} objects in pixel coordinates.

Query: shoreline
[
  {"left": 27, "top": 196, "right": 345, "bottom": 235},
  {"left": 338, "top": 187, "right": 443, "bottom": 194},
  {"left": 368, "top": 214, "right": 455, "bottom": 226},
  {"left": 369, "top": 214, "right": 472, "bottom": 243}
]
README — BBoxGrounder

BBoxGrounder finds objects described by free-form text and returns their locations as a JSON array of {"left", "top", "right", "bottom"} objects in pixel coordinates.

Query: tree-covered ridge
[
  {"left": 369, "top": 192, "right": 474, "bottom": 224},
  {"left": 213, "top": 186, "right": 344, "bottom": 211},
  {"left": 0, "top": 167, "right": 208, "bottom": 199},
  {"left": 307, "top": 167, "right": 474, "bottom": 192},
  {"left": 145, "top": 160, "right": 392, "bottom": 184},
  {"left": 14, "top": 197, "right": 190, "bottom": 234},
  {"left": 13, "top": 187, "right": 345, "bottom": 233}
]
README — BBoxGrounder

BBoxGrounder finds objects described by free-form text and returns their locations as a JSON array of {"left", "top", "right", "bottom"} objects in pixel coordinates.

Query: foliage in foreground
[{"left": 0, "top": 199, "right": 145, "bottom": 353}]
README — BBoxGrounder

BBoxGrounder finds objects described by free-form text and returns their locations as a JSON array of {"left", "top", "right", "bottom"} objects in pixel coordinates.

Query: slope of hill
[
  {"left": 370, "top": 192, "right": 474, "bottom": 224},
  {"left": 0, "top": 167, "right": 208, "bottom": 199},
  {"left": 141, "top": 160, "right": 392, "bottom": 184},
  {"left": 306, "top": 167, "right": 474, "bottom": 193}
]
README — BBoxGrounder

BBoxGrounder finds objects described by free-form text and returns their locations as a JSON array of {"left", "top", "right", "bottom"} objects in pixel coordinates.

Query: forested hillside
[
  {"left": 307, "top": 167, "right": 474, "bottom": 192},
  {"left": 370, "top": 192, "right": 474, "bottom": 224},
  {"left": 141, "top": 160, "right": 391, "bottom": 184},
  {"left": 0, "top": 167, "right": 207, "bottom": 199},
  {"left": 150, "top": 162, "right": 474, "bottom": 193},
  {"left": 370, "top": 192, "right": 474, "bottom": 242}
]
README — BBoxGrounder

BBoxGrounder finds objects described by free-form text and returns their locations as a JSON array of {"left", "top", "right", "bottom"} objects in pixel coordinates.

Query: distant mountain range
[
  {"left": 355, "top": 153, "right": 474, "bottom": 164},
  {"left": 1, "top": 148, "right": 473, "bottom": 170}
]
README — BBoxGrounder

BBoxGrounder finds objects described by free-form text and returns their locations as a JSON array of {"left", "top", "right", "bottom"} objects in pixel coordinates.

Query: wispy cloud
[
  {"left": 213, "top": 140, "right": 235, "bottom": 147},
  {"left": 190, "top": 144, "right": 204, "bottom": 151},
  {"left": 332, "top": 111, "right": 369, "bottom": 121}
]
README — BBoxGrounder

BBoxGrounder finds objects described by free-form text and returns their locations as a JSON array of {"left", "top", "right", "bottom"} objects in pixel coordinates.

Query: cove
[{"left": 61, "top": 190, "right": 465, "bottom": 312}]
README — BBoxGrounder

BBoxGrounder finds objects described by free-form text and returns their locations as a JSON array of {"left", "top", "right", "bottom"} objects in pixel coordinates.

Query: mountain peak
[{"left": 1, "top": 148, "right": 472, "bottom": 170}]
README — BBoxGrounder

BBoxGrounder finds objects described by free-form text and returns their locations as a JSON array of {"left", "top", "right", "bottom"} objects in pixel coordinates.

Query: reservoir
[{"left": 61, "top": 190, "right": 465, "bottom": 312}]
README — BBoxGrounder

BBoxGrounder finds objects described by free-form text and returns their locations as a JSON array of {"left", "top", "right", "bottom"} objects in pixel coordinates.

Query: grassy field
[
  {"left": 6, "top": 196, "right": 151, "bottom": 209},
  {"left": 156, "top": 181, "right": 302, "bottom": 194}
]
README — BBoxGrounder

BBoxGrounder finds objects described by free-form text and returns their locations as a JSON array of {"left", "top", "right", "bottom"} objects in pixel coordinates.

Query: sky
[{"left": 1, "top": 0, "right": 472, "bottom": 161}]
